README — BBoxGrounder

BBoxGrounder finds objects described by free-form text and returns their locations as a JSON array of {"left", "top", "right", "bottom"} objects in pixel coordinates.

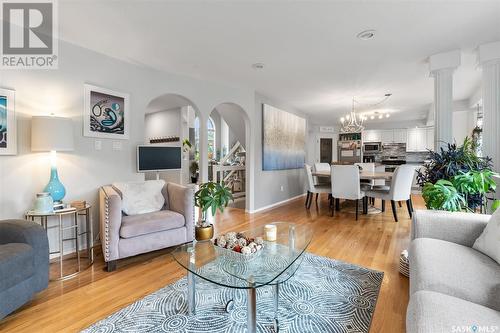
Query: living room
[{"left": 1, "top": 1, "right": 500, "bottom": 332}]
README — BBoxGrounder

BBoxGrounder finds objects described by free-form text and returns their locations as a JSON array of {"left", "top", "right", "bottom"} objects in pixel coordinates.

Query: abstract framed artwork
[
  {"left": 262, "top": 103, "right": 306, "bottom": 170},
  {"left": 83, "top": 84, "right": 130, "bottom": 140},
  {"left": 0, "top": 88, "right": 17, "bottom": 155}
]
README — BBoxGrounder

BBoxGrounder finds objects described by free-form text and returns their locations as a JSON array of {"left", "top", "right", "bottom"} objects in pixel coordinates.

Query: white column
[
  {"left": 429, "top": 50, "right": 461, "bottom": 150},
  {"left": 199, "top": 114, "right": 209, "bottom": 183},
  {"left": 479, "top": 41, "right": 500, "bottom": 171}
]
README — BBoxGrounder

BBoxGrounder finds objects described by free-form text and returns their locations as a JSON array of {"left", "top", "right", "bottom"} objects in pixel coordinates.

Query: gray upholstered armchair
[
  {"left": 99, "top": 182, "right": 194, "bottom": 271},
  {"left": 0, "top": 220, "right": 49, "bottom": 319}
]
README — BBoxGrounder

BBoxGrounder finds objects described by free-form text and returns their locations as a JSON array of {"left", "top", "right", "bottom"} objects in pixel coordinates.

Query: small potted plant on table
[{"left": 194, "top": 181, "right": 233, "bottom": 241}]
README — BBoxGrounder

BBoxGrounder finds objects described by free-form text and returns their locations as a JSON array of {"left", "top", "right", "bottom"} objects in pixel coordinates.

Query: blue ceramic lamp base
[{"left": 44, "top": 166, "right": 66, "bottom": 204}]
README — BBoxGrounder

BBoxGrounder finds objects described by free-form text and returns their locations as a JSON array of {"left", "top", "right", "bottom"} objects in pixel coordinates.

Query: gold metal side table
[{"left": 26, "top": 204, "right": 94, "bottom": 280}]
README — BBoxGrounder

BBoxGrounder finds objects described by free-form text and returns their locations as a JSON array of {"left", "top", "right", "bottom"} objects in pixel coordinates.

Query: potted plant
[
  {"left": 417, "top": 137, "right": 499, "bottom": 212},
  {"left": 190, "top": 161, "right": 199, "bottom": 184},
  {"left": 194, "top": 181, "right": 233, "bottom": 241}
]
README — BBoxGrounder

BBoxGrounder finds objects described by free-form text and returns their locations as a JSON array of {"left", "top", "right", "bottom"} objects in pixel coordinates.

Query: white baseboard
[{"left": 247, "top": 193, "right": 306, "bottom": 214}]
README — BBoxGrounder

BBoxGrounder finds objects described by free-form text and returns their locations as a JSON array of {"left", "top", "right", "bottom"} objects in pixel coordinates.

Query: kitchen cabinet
[
  {"left": 426, "top": 127, "right": 435, "bottom": 151},
  {"left": 393, "top": 129, "right": 407, "bottom": 143},
  {"left": 363, "top": 130, "right": 381, "bottom": 142},
  {"left": 406, "top": 127, "right": 434, "bottom": 152},
  {"left": 363, "top": 129, "right": 407, "bottom": 143},
  {"left": 380, "top": 130, "right": 394, "bottom": 144}
]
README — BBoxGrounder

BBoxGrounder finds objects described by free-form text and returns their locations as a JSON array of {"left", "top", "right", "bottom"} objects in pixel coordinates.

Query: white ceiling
[{"left": 59, "top": 1, "right": 500, "bottom": 124}]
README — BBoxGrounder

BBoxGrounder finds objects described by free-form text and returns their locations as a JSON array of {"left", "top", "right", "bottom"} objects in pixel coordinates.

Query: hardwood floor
[{"left": 0, "top": 195, "right": 418, "bottom": 333}]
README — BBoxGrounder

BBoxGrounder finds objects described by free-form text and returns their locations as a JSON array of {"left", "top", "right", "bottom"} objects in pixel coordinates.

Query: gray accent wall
[{"left": 253, "top": 93, "right": 308, "bottom": 211}]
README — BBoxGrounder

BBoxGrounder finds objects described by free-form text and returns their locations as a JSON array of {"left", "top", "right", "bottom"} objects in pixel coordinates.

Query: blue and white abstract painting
[
  {"left": 0, "top": 96, "right": 7, "bottom": 148},
  {"left": 262, "top": 104, "right": 306, "bottom": 170}
]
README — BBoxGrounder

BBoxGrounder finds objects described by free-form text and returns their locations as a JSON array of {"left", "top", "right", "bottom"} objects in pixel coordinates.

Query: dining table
[
  {"left": 311, "top": 169, "right": 394, "bottom": 215},
  {"left": 311, "top": 170, "right": 393, "bottom": 181}
]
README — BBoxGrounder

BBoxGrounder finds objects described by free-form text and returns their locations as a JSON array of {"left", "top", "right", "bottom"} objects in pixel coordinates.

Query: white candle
[{"left": 264, "top": 224, "right": 277, "bottom": 242}]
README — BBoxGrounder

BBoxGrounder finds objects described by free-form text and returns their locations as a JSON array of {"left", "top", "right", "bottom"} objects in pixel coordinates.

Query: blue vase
[{"left": 44, "top": 166, "right": 66, "bottom": 202}]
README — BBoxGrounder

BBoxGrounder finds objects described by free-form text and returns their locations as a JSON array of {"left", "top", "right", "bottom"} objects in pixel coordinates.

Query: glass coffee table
[{"left": 172, "top": 222, "right": 313, "bottom": 333}]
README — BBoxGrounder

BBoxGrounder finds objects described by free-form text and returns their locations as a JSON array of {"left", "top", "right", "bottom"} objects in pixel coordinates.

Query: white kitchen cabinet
[
  {"left": 426, "top": 127, "right": 435, "bottom": 151},
  {"left": 363, "top": 130, "right": 381, "bottom": 142},
  {"left": 393, "top": 129, "right": 407, "bottom": 143},
  {"left": 380, "top": 130, "right": 394, "bottom": 144},
  {"left": 406, "top": 128, "right": 417, "bottom": 151},
  {"left": 406, "top": 127, "right": 434, "bottom": 152}
]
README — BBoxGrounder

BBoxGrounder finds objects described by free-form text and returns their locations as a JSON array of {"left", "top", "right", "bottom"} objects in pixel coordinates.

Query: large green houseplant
[
  {"left": 417, "top": 137, "right": 498, "bottom": 212},
  {"left": 194, "top": 181, "right": 233, "bottom": 241}
]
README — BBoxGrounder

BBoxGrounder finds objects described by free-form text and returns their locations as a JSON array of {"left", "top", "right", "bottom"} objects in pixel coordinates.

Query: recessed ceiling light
[
  {"left": 378, "top": 114, "right": 383, "bottom": 119},
  {"left": 357, "top": 29, "right": 376, "bottom": 40},
  {"left": 370, "top": 115, "right": 375, "bottom": 120},
  {"left": 386, "top": 114, "right": 390, "bottom": 118},
  {"left": 252, "top": 63, "right": 265, "bottom": 69}
]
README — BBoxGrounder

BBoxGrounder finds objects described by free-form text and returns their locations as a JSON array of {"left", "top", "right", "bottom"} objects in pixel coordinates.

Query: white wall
[
  {"left": 215, "top": 104, "right": 246, "bottom": 148},
  {"left": 308, "top": 125, "right": 339, "bottom": 164},
  {"left": 252, "top": 93, "right": 308, "bottom": 211},
  {"left": 144, "top": 108, "right": 181, "bottom": 141},
  {"left": 453, "top": 110, "right": 477, "bottom": 144}
]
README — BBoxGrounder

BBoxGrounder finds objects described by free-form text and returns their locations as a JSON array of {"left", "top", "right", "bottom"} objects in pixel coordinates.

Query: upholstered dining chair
[
  {"left": 304, "top": 164, "right": 331, "bottom": 209},
  {"left": 364, "top": 165, "right": 416, "bottom": 222},
  {"left": 330, "top": 165, "right": 367, "bottom": 220},
  {"left": 313, "top": 162, "right": 331, "bottom": 186}
]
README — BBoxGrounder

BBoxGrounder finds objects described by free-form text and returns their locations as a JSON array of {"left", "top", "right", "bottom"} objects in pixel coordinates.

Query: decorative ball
[
  {"left": 216, "top": 237, "right": 227, "bottom": 248},
  {"left": 226, "top": 240, "right": 237, "bottom": 249},
  {"left": 226, "top": 232, "right": 237, "bottom": 241},
  {"left": 241, "top": 246, "right": 252, "bottom": 255},
  {"left": 237, "top": 238, "right": 247, "bottom": 247},
  {"left": 255, "top": 237, "right": 264, "bottom": 245}
]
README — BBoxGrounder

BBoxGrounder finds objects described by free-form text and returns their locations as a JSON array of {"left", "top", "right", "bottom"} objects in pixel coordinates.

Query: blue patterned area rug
[{"left": 82, "top": 253, "right": 383, "bottom": 333}]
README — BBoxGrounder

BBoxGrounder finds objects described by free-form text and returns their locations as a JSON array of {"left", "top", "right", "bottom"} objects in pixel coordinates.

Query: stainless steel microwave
[{"left": 363, "top": 142, "right": 382, "bottom": 153}]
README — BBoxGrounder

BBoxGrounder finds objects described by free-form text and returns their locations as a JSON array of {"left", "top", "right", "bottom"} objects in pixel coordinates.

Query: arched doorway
[
  {"left": 208, "top": 103, "right": 249, "bottom": 210},
  {"left": 144, "top": 93, "right": 201, "bottom": 185}
]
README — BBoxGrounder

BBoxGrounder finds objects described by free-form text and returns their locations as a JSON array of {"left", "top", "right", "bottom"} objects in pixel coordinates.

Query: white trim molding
[{"left": 247, "top": 193, "right": 306, "bottom": 214}]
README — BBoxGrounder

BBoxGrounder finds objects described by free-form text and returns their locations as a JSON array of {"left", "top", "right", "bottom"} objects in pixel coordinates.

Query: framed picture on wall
[
  {"left": 0, "top": 88, "right": 16, "bottom": 155},
  {"left": 262, "top": 103, "right": 306, "bottom": 170},
  {"left": 83, "top": 84, "right": 130, "bottom": 140}
]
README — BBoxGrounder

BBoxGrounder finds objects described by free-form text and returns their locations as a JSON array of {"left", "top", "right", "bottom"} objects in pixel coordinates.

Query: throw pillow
[
  {"left": 112, "top": 180, "right": 165, "bottom": 215},
  {"left": 473, "top": 208, "right": 500, "bottom": 264}
]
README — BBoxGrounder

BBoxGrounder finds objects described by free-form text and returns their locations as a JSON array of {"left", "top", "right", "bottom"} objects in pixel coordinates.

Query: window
[{"left": 194, "top": 117, "right": 216, "bottom": 160}]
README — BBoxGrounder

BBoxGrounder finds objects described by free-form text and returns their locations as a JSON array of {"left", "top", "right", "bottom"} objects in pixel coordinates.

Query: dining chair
[
  {"left": 330, "top": 165, "right": 366, "bottom": 220},
  {"left": 313, "top": 162, "right": 331, "bottom": 186},
  {"left": 364, "top": 165, "right": 416, "bottom": 222},
  {"left": 304, "top": 164, "right": 331, "bottom": 209}
]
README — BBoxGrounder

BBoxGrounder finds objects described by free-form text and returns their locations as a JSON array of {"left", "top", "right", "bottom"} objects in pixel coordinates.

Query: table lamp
[{"left": 31, "top": 116, "right": 74, "bottom": 205}]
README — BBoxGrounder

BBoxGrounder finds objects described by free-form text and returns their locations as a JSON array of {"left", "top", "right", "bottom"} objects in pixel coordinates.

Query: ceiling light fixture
[
  {"left": 340, "top": 94, "right": 393, "bottom": 127},
  {"left": 252, "top": 63, "right": 265, "bottom": 69},
  {"left": 357, "top": 29, "right": 376, "bottom": 40},
  {"left": 340, "top": 97, "right": 365, "bottom": 133}
]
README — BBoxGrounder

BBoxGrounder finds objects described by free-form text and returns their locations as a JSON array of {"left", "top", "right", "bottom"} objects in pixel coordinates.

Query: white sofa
[{"left": 407, "top": 210, "right": 500, "bottom": 332}]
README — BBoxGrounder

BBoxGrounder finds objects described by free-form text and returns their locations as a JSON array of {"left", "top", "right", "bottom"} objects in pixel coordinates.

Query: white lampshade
[{"left": 31, "top": 116, "right": 74, "bottom": 152}]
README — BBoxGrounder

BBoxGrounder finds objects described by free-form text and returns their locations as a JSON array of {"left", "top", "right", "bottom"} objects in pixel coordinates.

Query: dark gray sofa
[{"left": 0, "top": 219, "right": 49, "bottom": 319}]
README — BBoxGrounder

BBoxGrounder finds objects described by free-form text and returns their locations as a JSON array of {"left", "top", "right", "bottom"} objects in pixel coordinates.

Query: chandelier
[
  {"left": 339, "top": 94, "right": 392, "bottom": 133},
  {"left": 340, "top": 98, "right": 365, "bottom": 133}
]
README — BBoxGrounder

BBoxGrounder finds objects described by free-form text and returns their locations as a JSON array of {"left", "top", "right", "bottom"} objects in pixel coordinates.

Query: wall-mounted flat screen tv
[{"left": 137, "top": 145, "right": 181, "bottom": 172}]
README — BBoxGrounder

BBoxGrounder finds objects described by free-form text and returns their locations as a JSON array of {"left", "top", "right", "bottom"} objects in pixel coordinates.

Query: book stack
[{"left": 70, "top": 200, "right": 87, "bottom": 210}]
